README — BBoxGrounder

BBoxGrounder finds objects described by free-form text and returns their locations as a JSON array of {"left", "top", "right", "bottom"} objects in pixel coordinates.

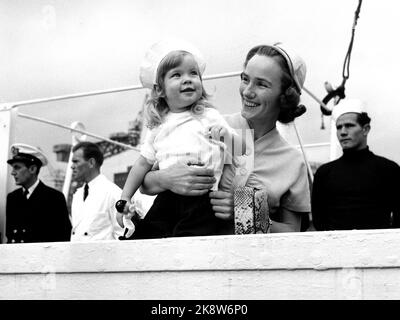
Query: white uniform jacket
[{"left": 71, "top": 174, "right": 124, "bottom": 241}]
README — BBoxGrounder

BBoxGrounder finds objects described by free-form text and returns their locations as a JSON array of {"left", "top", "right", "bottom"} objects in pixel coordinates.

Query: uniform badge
[{"left": 11, "top": 146, "right": 20, "bottom": 157}]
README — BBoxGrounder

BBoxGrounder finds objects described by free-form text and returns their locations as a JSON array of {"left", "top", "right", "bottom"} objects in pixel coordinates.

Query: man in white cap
[
  {"left": 312, "top": 99, "right": 400, "bottom": 230},
  {"left": 6, "top": 143, "right": 71, "bottom": 243}
]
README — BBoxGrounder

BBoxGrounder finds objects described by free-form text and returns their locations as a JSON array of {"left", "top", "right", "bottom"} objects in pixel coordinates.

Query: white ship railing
[{"left": 1, "top": 229, "right": 400, "bottom": 299}]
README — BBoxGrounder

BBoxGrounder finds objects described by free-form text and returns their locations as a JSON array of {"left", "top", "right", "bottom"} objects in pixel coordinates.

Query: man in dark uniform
[
  {"left": 312, "top": 99, "right": 400, "bottom": 230},
  {"left": 6, "top": 143, "right": 71, "bottom": 243}
]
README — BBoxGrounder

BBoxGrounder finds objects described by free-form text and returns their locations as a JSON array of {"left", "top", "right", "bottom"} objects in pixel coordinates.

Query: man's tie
[
  {"left": 23, "top": 189, "right": 29, "bottom": 199},
  {"left": 83, "top": 183, "right": 89, "bottom": 201}
]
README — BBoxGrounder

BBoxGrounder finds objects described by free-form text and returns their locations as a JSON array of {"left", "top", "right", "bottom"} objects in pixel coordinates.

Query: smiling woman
[
  {"left": 141, "top": 43, "right": 311, "bottom": 234},
  {"left": 218, "top": 43, "right": 310, "bottom": 233}
]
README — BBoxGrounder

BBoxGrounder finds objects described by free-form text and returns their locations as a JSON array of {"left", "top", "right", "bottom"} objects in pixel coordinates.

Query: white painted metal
[
  {"left": 0, "top": 104, "right": 16, "bottom": 244},
  {"left": 62, "top": 122, "right": 87, "bottom": 203},
  {"left": 1, "top": 229, "right": 400, "bottom": 299},
  {"left": 329, "top": 117, "right": 342, "bottom": 161}
]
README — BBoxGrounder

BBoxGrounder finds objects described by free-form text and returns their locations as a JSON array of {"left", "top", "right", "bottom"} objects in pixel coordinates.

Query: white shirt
[
  {"left": 71, "top": 174, "right": 124, "bottom": 241},
  {"left": 141, "top": 108, "right": 237, "bottom": 190},
  {"left": 25, "top": 178, "right": 40, "bottom": 199}
]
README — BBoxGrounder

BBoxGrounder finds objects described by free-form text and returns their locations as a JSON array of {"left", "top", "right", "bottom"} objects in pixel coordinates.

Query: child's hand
[
  {"left": 123, "top": 201, "right": 137, "bottom": 238},
  {"left": 116, "top": 199, "right": 138, "bottom": 237},
  {"left": 208, "top": 125, "right": 246, "bottom": 156},
  {"left": 115, "top": 199, "right": 131, "bottom": 215},
  {"left": 208, "top": 125, "right": 228, "bottom": 142}
]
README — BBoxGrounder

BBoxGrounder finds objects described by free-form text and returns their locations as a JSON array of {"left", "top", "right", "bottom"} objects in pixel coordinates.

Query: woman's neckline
[{"left": 246, "top": 119, "right": 276, "bottom": 141}]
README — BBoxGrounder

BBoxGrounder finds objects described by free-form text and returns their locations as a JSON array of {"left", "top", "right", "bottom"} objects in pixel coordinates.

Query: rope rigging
[{"left": 320, "top": 0, "right": 363, "bottom": 128}]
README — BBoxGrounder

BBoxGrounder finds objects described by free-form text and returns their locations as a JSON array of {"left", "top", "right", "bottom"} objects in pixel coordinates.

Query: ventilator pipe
[
  {"left": 61, "top": 122, "right": 87, "bottom": 210},
  {"left": 0, "top": 104, "right": 17, "bottom": 243}
]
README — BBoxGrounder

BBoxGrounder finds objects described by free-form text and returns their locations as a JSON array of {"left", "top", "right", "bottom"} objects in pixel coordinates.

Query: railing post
[
  {"left": 62, "top": 122, "right": 87, "bottom": 201},
  {"left": 329, "top": 117, "right": 341, "bottom": 161},
  {"left": 0, "top": 104, "right": 16, "bottom": 243},
  {"left": 62, "top": 122, "right": 87, "bottom": 223}
]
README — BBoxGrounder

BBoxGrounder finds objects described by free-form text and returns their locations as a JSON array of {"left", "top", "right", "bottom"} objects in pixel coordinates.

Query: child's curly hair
[{"left": 145, "top": 50, "right": 214, "bottom": 129}]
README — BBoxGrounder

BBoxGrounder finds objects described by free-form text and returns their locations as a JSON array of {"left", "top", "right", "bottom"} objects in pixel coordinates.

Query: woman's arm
[
  {"left": 269, "top": 207, "right": 303, "bottom": 232},
  {"left": 140, "top": 162, "right": 216, "bottom": 196},
  {"left": 210, "top": 190, "right": 305, "bottom": 232},
  {"left": 210, "top": 190, "right": 305, "bottom": 233},
  {"left": 210, "top": 188, "right": 308, "bottom": 234}
]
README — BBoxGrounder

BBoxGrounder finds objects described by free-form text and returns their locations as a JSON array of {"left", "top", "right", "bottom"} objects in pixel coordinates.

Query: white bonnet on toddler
[{"left": 139, "top": 37, "right": 206, "bottom": 89}]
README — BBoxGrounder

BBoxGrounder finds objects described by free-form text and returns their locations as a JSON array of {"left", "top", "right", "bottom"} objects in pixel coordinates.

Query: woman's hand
[
  {"left": 141, "top": 162, "right": 216, "bottom": 196},
  {"left": 209, "top": 190, "right": 234, "bottom": 220}
]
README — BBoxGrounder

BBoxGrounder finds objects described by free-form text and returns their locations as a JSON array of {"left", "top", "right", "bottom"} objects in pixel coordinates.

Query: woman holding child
[{"left": 131, "top": 41, "right": 311, "bottom": 235}]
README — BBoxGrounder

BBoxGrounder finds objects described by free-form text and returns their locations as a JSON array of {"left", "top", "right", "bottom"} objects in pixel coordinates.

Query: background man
[
  {"left": 70, "top": 141, "right": 123, "bottom": 241},
  {"left": 312, "top": 99, "right": 400, "bottom": 230},
  {"left": 6, "top": 143, "right": 71, "bottom": 243}
]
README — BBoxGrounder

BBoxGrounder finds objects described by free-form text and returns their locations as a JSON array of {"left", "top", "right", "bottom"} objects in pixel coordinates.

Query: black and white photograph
[{"left": 0, "top": 0, "right": 399, "bottom": 307}]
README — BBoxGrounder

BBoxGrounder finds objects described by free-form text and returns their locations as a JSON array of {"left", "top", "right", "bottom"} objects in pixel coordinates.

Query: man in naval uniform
[
  {"left": 6, "top": 143, "right": 71, "bottom": 243},
  {"left": 312, "top": 99, "right": 400, "bottom": 230}
]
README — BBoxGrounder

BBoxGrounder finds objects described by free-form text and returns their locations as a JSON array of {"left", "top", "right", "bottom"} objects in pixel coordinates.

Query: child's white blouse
[{"left": 141, "top": 108, "right": 236, "bottom": 190}]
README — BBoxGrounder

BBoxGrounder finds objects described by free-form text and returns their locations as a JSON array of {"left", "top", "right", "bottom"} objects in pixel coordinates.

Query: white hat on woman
[
  {"left": 139, "top": 37, "right": 206, "bottom": 89},
  {"left": 272, "top": 42, "right": 307, "bottom": 94}
]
